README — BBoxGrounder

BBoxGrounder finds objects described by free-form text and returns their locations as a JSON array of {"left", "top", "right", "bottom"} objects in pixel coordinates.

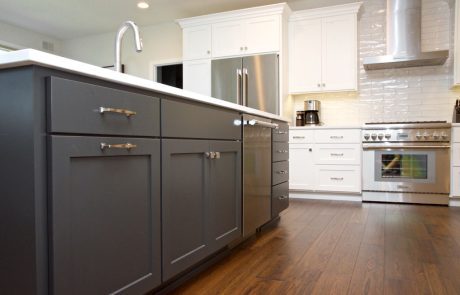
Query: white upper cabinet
[
  {"left": 212, "top": 15, "right": 280, "bottom": 58},
  {"left": 454, "top": 0, "right": 460, "bottom": 86},
  {"left": 288, "top": 3, "right": 361, "bottom": 94},
  {"left": 183, "top": 25, "right": 212, "bottom": 61}
]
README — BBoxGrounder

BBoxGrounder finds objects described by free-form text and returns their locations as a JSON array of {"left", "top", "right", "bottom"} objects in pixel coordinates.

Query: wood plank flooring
[{"left": 170, "top": 199, "right": 460, "bottom": 294}]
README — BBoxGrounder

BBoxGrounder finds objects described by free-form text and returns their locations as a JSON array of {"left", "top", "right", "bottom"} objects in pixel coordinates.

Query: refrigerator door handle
[
  {"left": 236, "top": 68, "right": 242, "bottom": 105},
  {"left": 242, "top": 68, "right": 248, "bottom": 106}
]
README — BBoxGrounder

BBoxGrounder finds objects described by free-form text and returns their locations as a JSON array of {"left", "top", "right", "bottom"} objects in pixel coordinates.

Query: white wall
[
  {"left": 0, "top": 20, "right": 61, "bottom": 52},
  {"left": 293, "top": 0, "right": 459, "bottom": 125},
  {"left": 60, "top": 22, "right": 182, "bottom": 80}
]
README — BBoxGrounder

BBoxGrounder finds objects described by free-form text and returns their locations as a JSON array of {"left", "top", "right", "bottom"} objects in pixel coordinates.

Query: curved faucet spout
[{"left": 114, "top": 21, "right": 143, "bottom": 72}]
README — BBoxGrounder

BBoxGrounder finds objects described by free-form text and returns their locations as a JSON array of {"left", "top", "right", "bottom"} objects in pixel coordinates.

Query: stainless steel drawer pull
[
  {"left": 205, "top": 152, "right": 221, "bottom": 159},
  {"left": 278, "top": 195, "right": 288, "bottom": 200},
  {"left": 330, "top": 177, "right": 344, "bottom": 181},
  {"left": 100, "top": 142, "right": 137, "bottom": 150},
  {"left": 277, "top": 170, "right": 288, "bottom": 174},
  {"left": 293, "top": 136, "right": 305, "bottom": 139},
  {"left": 99, "top": 107, "right": 137, "bottom": 117},
  {"left": 277, "top": 150, "right": 288, "bottom": 153},
  {"left": 275, "top": 131, "right": 288, "bottom": 135},
  {"left": 330, "top": 135, "right": 344, "bottom": 139},
  {"left": 248, "top": 119, "right": 279, "bottom": 129},
  {"left": 330, "top": 153, "right": 344, "bottom": 157}
]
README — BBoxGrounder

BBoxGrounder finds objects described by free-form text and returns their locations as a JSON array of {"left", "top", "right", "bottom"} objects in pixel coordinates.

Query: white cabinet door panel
[
  {"left": 289, "top": 144, "right": 315, "bottom": 190},
  {"left": 315, "top": 144, "right": 361, "bottom": 165},
  {"left": 452, "top": 167, "right": 460, "bottom": 197},
  {"left": 212, "top": 21, "right": 244, "bottom": 58},
  {"left": 183, "top": 25, "right": 212, "bottom": 60},
  {"left": 316, "top": 165, "right": 361, "bottom": 193},
  {"left": 289, "top": 18, "right": 322, "bottom": 93},
  {"left": 183, "top": 59, "right": 211, "bottom": 96},
  {"left": 321, "top": 14, "right": 357, "bottom": 92},
  {"left": 245, "top": 15, "right": 280, "bottom": 55}
]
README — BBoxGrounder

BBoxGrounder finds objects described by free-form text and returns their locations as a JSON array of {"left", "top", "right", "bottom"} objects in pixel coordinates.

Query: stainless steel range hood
[{"left": 363, "top": 0, "right": 448, "bottom": 71}]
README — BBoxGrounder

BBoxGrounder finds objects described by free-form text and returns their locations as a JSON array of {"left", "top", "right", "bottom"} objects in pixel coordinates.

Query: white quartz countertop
[
  {"left": 451, "top": 123, "right": 460, "bottom": 127},
  {"left": 290, "top": 125, "right": 363, "bottom": 130},
  {"left": 0, "top": 49, "right": 288, "bottom": 122}
]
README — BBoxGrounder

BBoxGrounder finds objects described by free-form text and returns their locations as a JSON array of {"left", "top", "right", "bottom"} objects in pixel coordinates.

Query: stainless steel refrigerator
[{"left": 211, "top": 54, "right": 279, "bottom": 115}]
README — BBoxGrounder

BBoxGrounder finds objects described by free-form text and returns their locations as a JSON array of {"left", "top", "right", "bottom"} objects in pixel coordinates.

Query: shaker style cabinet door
[
  {"left": 289, "top": 144, "right": 316, "bottom": 190},
  {"left": 183, "top": 59, "right": 211, "bottom": 96},
  {"left": 161, "top": 139, "right": 210, "bottom": 281},
  {"left": 244, "top": 15, "right": 280, "bottom": 55},
  {"left": 208, "top": 141, "right": 242, "bottom": 252},
  {"left": 183, "top": 25, "right": 212, "bottom": 60},
  {"left": 49, "top": 136, "right": 161, "bottom": 295},
  {"left": 212, "top": 20, "right": 244, "bottom": 58}
]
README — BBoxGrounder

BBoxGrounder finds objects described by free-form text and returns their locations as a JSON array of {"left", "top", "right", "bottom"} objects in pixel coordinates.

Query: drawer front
[
  {"left": 162, "top": 99, "right": 241, "bottom": 140},
  {"left": 273, "top": 122, "right": 289, "bottom": 142},
  {"left": 314, "top": 129, "right": 361, "bottom": 144},
  {"left": 48, "top": 76, "right": 160, "bottom": 136},
  {"left": 272, "top": 181, "right": 289, "bottom": 217},
  {"left": 452, "top": 167, "right": 460, "bottom": 197},
  {"left": 273, "top": 142, "right": 289, "bottom": 162},
  {"left": 453, "top": 145, "right": 460, "bottom": 166},
  {"left": 289, "top": 129, "right": 314, "bottom": 144},
  {"left": 452, "top": 128, "right": 460, "bottom": 143},
  {"left": 316, "top": 165, "right": 361, "bottom": 193},
  {"left": 315, "top": 144, "right": 361, "bottom": 165},
  {"left": 273, "top": 161, "right": 289, "bottom": 185}
]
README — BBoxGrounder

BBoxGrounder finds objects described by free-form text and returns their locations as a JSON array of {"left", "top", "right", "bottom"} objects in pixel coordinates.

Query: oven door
[{"left": 363, "top": 144, "right": 450, "bottom": 194}]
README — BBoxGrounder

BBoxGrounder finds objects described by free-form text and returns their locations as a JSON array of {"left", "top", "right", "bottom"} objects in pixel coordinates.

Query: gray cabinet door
[
  {"left": 49, "top": 136, "right": 161, "bottom": 295},
  {"left": 208, "top": 141, "right": 242, "bottom": 251},
  {"left": 162, "top": 139, "right": 210, "bottom": 281}
]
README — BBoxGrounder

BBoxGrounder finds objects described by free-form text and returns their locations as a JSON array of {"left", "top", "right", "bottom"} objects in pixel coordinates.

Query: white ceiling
[{"left": 0, "top": 0, "right": 353, "bottom": 40}]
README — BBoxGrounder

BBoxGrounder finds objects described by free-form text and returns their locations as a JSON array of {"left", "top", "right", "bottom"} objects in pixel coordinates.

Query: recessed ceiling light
[{"left": 137, "top": 1, "right": 149, "bottom": 9}]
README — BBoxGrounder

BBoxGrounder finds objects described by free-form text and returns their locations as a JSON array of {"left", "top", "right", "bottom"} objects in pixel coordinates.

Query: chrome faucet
[{"left": 114, "top": 21, "right": 143, "bottom": 72}]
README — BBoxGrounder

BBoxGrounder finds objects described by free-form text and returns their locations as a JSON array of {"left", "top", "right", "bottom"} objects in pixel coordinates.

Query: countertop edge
[
  {"left": 290, "top": 125, "right": 363, "bottom": 129},
  {"left": 0, "top": 49, "right": 289, "bottom": 123}
]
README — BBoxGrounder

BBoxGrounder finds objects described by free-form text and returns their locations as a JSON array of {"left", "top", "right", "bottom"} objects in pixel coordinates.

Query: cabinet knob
[
  {"left": 309, "top": 148, "right": 312, "bottom": 152},
  {"left": 244, "top": 46, "right": 248, "bottom": 50},
  {"left": 240, "top": 47, "right": 244, "bottom": 51},
  {"left": 207, "top": 50, "right": 211, "bottom": 54},
  {"left": 317, "top": 83, "right": 321, "bottom": 87},
  {"left": 322, "top": 83, "right": 326, "bottom": 87}
]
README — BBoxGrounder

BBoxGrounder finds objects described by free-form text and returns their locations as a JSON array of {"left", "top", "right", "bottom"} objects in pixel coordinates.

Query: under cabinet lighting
[{"left": 137, "top": 1, "right": 149, "bottom": 9}]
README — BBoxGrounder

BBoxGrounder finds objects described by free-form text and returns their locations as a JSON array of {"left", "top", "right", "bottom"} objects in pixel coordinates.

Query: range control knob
[
  {"left": 385, "top": 134, "right": 391, "bottom": 140},
  {"left": 364, "top": 133, "right": 370, "bottom": 140},
  {"left": 441, "top": 132, "right": 448, "bottom": 140},
  {"left": 378, "top": 133, "right": 384, "bottom": 140},
  {"left": 432, "top": 132, "right": 439, "bottom": 140},
  {"left": 415, "top": 133, "right": 422, "bottom": 140},
  {"left": 371, "top": 133, "right": 377, "bottom": 140},
  {"left": 423, "top": 132, "right": 430, "bottom": 140}
]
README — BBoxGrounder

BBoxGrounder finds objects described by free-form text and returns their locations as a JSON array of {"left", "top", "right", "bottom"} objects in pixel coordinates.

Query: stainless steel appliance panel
[
  {"left": 211, "top": 57, "right": 243, "bottom": 104},
  {"left": 243, "top": 115, "right": 273, "bottom": 237},
  {"left": 243, "top": 54, "right": 279, "bottom": 114}
]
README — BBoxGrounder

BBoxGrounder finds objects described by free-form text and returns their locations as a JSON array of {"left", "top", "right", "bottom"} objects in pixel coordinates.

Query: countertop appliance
[
  {"left": 296, "top": 111, "right": 305, "bottom": 126},
  {"left": 304, "top": 100, "right": 321, "bottom": 125},
  {"left": 454, "top": 99, "right": 460, "bottom": 123},
  {"left": 243, "top": 114, "right": 278, "bottom": 237},
  {"left": 212, "top": 54, "right": 279, "bottom": 115},
  {"left": 362, "top": 121, "right": 451, "bottom": 205}
]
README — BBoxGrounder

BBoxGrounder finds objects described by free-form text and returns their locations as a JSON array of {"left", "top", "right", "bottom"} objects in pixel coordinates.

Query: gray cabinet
[
  {"left": 162, "top": 139, "right": 241, "bottom": 281},
  {"left": 49, "top": 136, "right": 161, "bottom": 294},
  {"left": 272, "top": 121, "right": 289, "bottom": 218}
]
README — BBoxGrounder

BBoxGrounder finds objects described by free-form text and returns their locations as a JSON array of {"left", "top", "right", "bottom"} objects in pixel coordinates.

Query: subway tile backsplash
[{"left": 293, "top": 0, "right": 460, "bottom": 125}]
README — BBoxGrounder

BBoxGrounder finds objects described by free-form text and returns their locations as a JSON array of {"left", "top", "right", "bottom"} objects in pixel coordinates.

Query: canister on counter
[{"left": 296, "top": 111, "right": 305, "bottom": 126}]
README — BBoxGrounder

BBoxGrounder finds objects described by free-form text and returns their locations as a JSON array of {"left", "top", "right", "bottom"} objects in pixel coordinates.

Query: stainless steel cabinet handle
[
  {"left": 205, "top": 152, "right": 221, "bottom": 159},
  {"left": 214, "top": 152, "right": 221, "bottom": 159},
  {"left": 277, "top": 170, "right": 288, "bottom": 174},
  {"left": 248, "top": 119, "right": 279, "bottom": 129},
  {"left": 236, "top": 69, "right": 242, "bottom": 105},
  {"left": 275, "top": 131, "right": 288, "bottom": 135},
  {"left": 293, "top": 136, "right": 305, "bottom": 139},
  {"left": 242, "top": 68, "right": 248, "bottom": 106},
  {"left": 330, "top": 177, "right": 344, "bottom": 181},
  {"left": 99, "top": 107, "right": 136, "bottom": 117},
  {"left": 330, "top": 153, "right": 344, "bottom": 157},
  {"left": 278, "top": 195, "right": 288, "bottom": 200},
  {"left": 330, "top": 136, "right": 344, "bottom": 139},
  {"left": 277, "top": 150, "right": 288, "bottom": 153},
  {"left": 363, "top": 144, "right": 450, "bottom": 150},
  {"left": 205, "top": 152, "right": 212, "bottom": 158},
  {"left": 100, "top": 142, "right": 137, "bottom": 150}
]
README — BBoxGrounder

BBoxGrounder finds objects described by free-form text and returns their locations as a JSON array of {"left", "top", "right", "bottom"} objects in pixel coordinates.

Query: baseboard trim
[
  {"left": 449, "top": 199, "right": 460, "bottom": 207},
  {"left": 290, "top": 191, "right": 362, "bottom": 202}
]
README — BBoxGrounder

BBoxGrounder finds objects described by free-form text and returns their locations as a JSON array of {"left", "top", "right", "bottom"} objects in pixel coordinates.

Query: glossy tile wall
[{"left": 293, "top": 0, "right": 459, "bottom": 125}]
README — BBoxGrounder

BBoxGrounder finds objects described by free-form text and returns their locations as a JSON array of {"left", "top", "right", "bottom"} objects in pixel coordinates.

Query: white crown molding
[
  {"left": 289, "top": 2, "right": 363, "bottom": 21},
  {"left": 177, "top": 2, "right": 290, "bottom": 28}
]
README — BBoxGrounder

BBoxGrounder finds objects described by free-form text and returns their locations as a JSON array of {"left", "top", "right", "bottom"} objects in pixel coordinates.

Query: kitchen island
[{"left": 0, "top": 49, "right": 288, "bottom": 294}]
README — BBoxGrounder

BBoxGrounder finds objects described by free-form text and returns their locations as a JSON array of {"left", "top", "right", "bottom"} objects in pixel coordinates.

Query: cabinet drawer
[
  {"left": 452, "top": 128, "right": 460, "bottom": 143},
  {"left": 314, "top": 144, "right": 361, "bottom": 165},
  {"left": 314, "top": 129, "right": 361, "bottom": 143},
  {"left": 273, "top": 122, "right": 289, "bottom": 142},
  {"left": 316, "top": 165, "right": 361, "bottom": 193},
  {"left": 452, "top": 167, "right": 460, "bottom": 197},
  {"left": 47, "top": 77, "right": 160, "bottom": 137},
  {"left": 272, "top": 181, "right": 289, "bottom": 217},
  {"left": 289, "top": 129, "right": 314, "bottom": 143},
  {"left": 162, "top": 99, "right": 241, "bottom": 140},
  {"left": 273, "top": 161, "right": 289, "bottom": 185},
  {"left": 273, "top": 142, "right": 289, "bottom": 162}
]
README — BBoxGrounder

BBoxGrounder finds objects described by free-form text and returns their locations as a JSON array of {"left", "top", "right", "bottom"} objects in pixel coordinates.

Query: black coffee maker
[
  {"left": 454, "top": 99, "right": 460, "bottom": 123},
  {"left": 304, "top": 100, "right": 321, "bottom": 125}
]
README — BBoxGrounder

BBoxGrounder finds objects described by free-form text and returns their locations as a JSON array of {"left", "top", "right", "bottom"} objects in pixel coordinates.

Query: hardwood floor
[{"left": 170, "top": 199, "right": 460, "bottom": 294}]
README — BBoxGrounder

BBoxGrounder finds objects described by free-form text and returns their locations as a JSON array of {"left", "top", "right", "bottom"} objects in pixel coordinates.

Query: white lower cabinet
[
  {"left": 289, "top": 128, "right": 361, "bottom": 194},
  {"left": 451, "top": 127, "right": 460, "bottom": 198},
  {"left": 452, "top": 167, "right": 460, "bottom": 197}
]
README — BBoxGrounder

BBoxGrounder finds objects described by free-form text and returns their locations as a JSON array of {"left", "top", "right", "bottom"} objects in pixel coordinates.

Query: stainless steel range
[{"left": 362, "top": 121, "right": 451, "bottom": 205}]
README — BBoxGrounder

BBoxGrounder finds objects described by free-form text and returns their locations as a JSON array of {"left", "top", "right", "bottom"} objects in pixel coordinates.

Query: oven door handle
[{"left": 363, "top": 145, "right": 451, "bottom": 150}]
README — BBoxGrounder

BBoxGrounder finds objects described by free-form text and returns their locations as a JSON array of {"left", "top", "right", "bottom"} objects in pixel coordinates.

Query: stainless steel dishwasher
[{"left": 243, "top": 114, "right": 278, "bottom": 237}]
